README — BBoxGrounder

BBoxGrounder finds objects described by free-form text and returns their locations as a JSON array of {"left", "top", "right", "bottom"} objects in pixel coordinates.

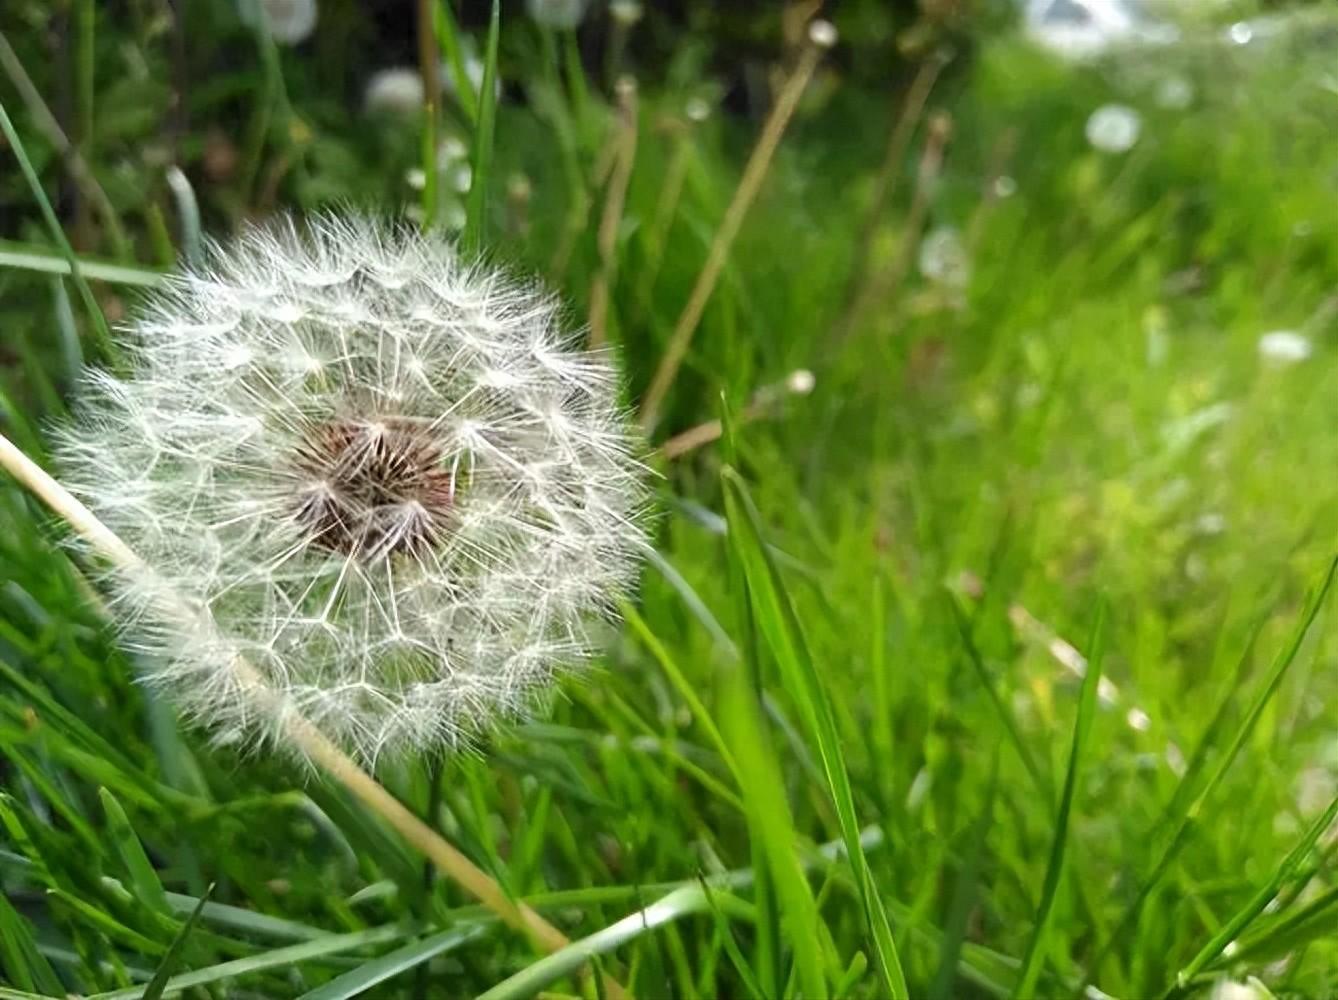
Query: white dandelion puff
[
  {"left": 364, "top": 67, "right": 426, "bottom": 117},
  {"left": 258, "top": 0, "right": 318, "bottom": 45},
  {"left": 56, "top": 215, "right": 652, "bottom": 763},
  {"left": 1258, "top": 329, "right": 1312, "bottom": 364},
  {"left": 526, "top": 0, "right": 588, "bottom": 30},
  {"left": 1085, "top": 104, "right": 1142, "bottom": 154}
]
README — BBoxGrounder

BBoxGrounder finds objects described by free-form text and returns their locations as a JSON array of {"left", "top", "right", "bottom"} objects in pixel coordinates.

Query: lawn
[{"left": 2, "top": 1, "right": 1337, "bottom": 997}]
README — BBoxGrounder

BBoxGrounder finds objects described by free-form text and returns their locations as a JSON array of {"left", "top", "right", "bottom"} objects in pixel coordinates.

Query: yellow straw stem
[{"left": 638, "top": 20, "right": 835, "bottom": 433}]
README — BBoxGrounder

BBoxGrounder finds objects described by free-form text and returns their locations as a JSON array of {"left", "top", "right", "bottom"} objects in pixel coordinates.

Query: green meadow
[{"left": 2, "top": 1, "right": 1337, "bottom": 997}]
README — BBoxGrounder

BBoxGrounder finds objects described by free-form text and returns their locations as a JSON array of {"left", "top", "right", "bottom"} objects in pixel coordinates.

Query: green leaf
[
  {"left": 462, "top": 0, "right": 500, "bottom": 254},
  {"left": 142, "top": 886, "right": 212, "bottom": 1000},
  {"left": 1013, "top": 601, "right": 1106, "bottom": 999},
  {"left": 99, "top": 788, "right": 171, "bottom": 915},
  {"left": 296, "top": 925, "right": 485, "bottom": 999},
  {"left": 721, "top": 466, "right": 909, "bottom": 998}
]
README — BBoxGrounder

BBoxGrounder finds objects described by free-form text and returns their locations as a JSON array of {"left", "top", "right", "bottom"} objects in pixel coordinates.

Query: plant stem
[{"left": 638, "top": 21, "right": 834, "bottom": 433}]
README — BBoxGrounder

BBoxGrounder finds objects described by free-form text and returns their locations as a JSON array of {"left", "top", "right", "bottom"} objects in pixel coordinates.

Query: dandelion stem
[
  {"left": 638, "top": 21, "right": 834, "bottom": 433},
  {"left": 0, "top": 429, "right": 629, "bottom": 1000},
  {"left": 588, "top": 78, "right": 638, "bottom": 349}
]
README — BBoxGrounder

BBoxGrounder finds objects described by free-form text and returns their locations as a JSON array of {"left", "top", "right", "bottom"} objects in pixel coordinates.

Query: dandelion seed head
[
  {"left": 1085, "top": 104, "right": 1141, "bottom": 154},
  {"left": 260, "top": 0, "right": 318, "bottom": 45},
  {"left": 57, "top": 215, "right": 652, "bottom": 763},
  {"left": 364, "top": 68, "right": 426, "bottom": 117},
  {"left": 526, "top": 0, "right": 588, "bottom": 30}
]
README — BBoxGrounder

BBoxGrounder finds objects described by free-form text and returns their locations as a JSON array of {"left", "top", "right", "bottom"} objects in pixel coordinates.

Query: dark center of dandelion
[{"left": 289, "top": 417, "right": 456, "bottom": 559}]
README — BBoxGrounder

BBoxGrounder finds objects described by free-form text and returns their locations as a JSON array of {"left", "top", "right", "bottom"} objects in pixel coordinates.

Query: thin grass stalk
[
  {"left": 0, "top": 30, "right": 131, "bottom": 258},
  {"left": 0, "top": 100, "right": 116, "bottom": 360},
  {"left": 417, "top": 0, "right": 441, "bottom": 226},
  {"left": 587, "top": 78, "right": 638, "bottom": 348},
  {"left": 638, "top": 21, "right": 835, "bottom": 432},
  {"left": 632, "top": 117, "right": 693, "bottom": 317},
  {"left": 839, "top": 51, "right": 949, "bottom": 314},
  {"left": 832, "top": 110, "right": 951, "bottom": 344},
  {"left": 658, "top": 369, "right": 814, "bottom": 460},
  {"left": 0, "top": 430, "right": 629, "bottom": 1000}
]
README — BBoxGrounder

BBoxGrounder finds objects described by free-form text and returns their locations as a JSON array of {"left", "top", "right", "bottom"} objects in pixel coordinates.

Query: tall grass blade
[
  {"left": 0, "top": 99, "right": 114, "bottom": 358},
  {"left": 1013, "top": 601, "right": 1106, "bottom": 999},
  {"left": 721, "top": 466, "right": 909, "bottom": 998},
  {"left": 141, "top": 887, "right": 212, "bottom": 1000},
  {"left": 463, "top": 0, "right": 499, "bottom": 254},
  {"left": 298, "top": 925, "right": 486, "bottom": 1000}
]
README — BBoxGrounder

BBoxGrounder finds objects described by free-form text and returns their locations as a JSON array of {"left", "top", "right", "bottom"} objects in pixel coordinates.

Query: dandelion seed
[
  {"left": 259, "top": 0, "right": 318, "bottom": 45},
  {"left": 1085, "top": 104, "right": 1141, "bottom": 154},
  {"left": 56, "top": 215, "right": 651, "bottom": 762},
  {"left": 364, "top": 68, "right": 426, "bottom": 118},
  {"left": 527, "top": 0, "right": 588, "bottom": 30},
  {"left": 1258, "top": 329, "right": 1312, "bottom": 364}
]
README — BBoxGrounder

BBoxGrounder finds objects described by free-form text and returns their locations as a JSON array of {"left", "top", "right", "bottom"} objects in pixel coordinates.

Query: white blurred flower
[
  {"left": 56, "top": 216, "right": 651, "bottom": 762},
  {"left": 1024, "top": 0, "right": 1167, "bottom": 60},
  {"left": 364, "top": 67, "right": 425, "bottom": 117},
  {"left": 1258, "top": 329, "right": 1312, "bottom": 364},
  {"left": 527, "top": 0, "right": 588, "bottom": 30},
  {"left": 1085, "top": 104, "right": 1142, "bottom": 154},
  {"left": 610, "top": 0, "right": 643, "bottom": 25},
  {"left": 1210, "top": 979, "right": 1270, "bottom": 1000},
  {"left": 259, "top": 0, "right": 317, "bottom": 45},
  {"left": 917, "top": 226, "right": 970, "bottom": 290}
]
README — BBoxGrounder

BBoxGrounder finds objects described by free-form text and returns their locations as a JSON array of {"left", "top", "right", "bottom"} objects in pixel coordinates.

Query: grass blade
[
  {"left": 719, "top": 660, "right": 828, "bottom": 998},
  {"left": 99, "top": 788, "right": 171, "bottom": 915},
  {"left": 0, "top": 99, "right": 114, "bottom": 358},
  {"left": 86, "top": 925, "right": 410, "bottom": 999},
  {"left": 297, "top": 925, "right": 486, "bottom": 1000},
  {"left": 462, "top": 0, "right": 499, "bottom": 254},
  {"left": 0, "top": 241, "right": 164, "bottom": 286},
  {"left": 433, "top": 0, "right": 477, "bottom": 123},
  {"left": 721, "top": 466, "right": 909, "bottom": 998},
  {"left": 141, "top": 886, "right": 212, "bottom": 1000},
  {"left": 1013, "top": 601, "right": 1106, "bottom": 999}
]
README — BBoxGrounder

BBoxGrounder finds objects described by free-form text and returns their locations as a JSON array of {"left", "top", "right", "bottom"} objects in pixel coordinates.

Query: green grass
[{"left": 3, "top": 1, "right": 1338, "bottom": 997}]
